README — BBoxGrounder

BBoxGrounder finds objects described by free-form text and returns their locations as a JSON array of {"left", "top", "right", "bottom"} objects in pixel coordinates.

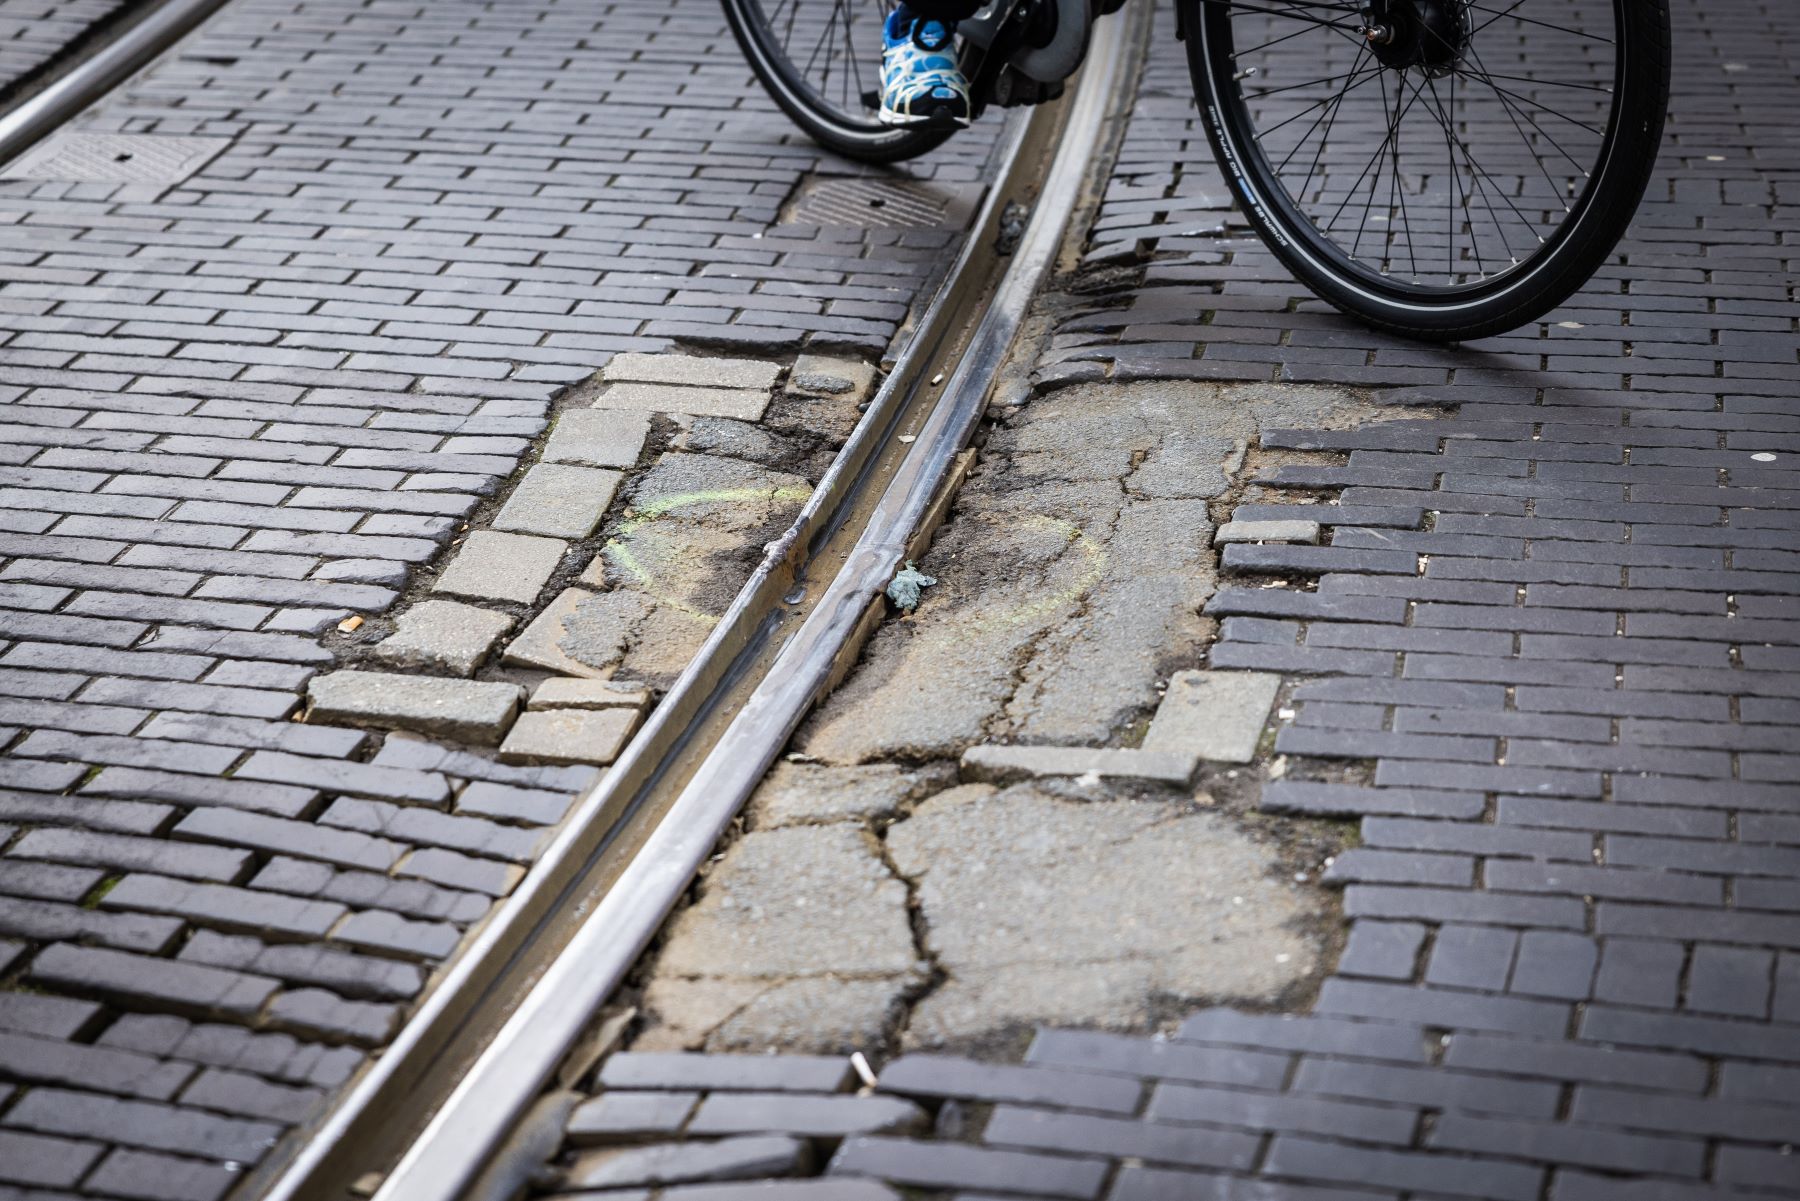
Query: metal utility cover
[
  {"left": 2, "top": 132, "right": 229, "bottom": 183},
  {"left": 781, "top": 174, "right": 984, "bottom": 231}
]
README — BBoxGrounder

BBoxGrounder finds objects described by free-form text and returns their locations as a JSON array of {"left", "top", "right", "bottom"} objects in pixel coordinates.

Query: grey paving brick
[
  {"left": 233, "top": 751, "right": 450, "bottom": 806},
  {"left": 984, "top": 1106, "right": 1258, "bottom": 1171},
  {"left": 179, "top": 929, "right": 421, "bottom": 1003},
  {"left": 321, "top": 797, "right": 541, "bottom": 863},
  {"left": 0, "top": 1129, "right": 104, "bottom": 1189},
  {"left": 1337, "top": 921, "right": 1426, "bottom": 981},
  {"left": 250, "top": 857, "right": 488, "bottom": 925},
  {"left": 598, "top": 1053, "right": 855, "bottom": 1094},
  {"left": 178, "top": 1068, "right": 326, "bottom": 1125},
  {"left": 431, "top": 530, "right": 567, "bottom": 606},
  {"left": 562, "top": 1134, "right": 810, "bottom": 1191},
  {"left": 1263, "top": 1134, "right": 1542, "bottom": 1200},
  {"left": 499, "top": 706, "right": 639, "bottom": 767},
  {"left": 492, "top": 464, "right": 621, "bottom": 539},
  {"left": 829, "top": 1136, "right": 1106, "bottom": 1200},
  {"left": 371, "top": 600, "right": 514, "bottom": 676},
  {"left": 877, "top": 1055, "right": 1141, "bottom": 1115},
  {"left": 0, "top": 1030, "right": 193, "bottom": 1102},
  {"left": 8, "top": 828, "right": 251, "bottom": 883},
  {"left": 80, "top": 767, "right": 316, "bottom": 819},
  {"left": 1026, "top": 1029, "right": 1289, "bottom": 1089},
  {"left": 0, "top": 897, "right": 182, "bottom": 954},
  {"left": 566, "top": 1091, "right": 700, "bottom": 1144},
  {"left": 174, "top": 809, "right": 401, "bottom": 873},
  {"left": 265, "top": 988, "right": 400, "bottom": 1048},
  {"left": 4, "top": 1087, "right": 281, "bottom": 1163},
  {"left": 687, "top": 1092, "right": 928, "bottom": 1140},
  {"left": 544, "top": 407, "right": 652, "bottom": 469},
  {"left": 80, "top": 1148, "right": 236, "bottom": 1201},
  {"left": 305, "top": 670, "right": 523, "bottom": 744},
  {"left": 101, "top": 874, "right": 346, "bottom": 939}
]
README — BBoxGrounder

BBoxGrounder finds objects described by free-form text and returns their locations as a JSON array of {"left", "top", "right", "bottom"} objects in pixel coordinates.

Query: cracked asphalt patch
[
  {"left": 626, "top": 378, "right": 1366, "bottom": 1055},
  {"left": 889, "top": 782, "right": 1320, "bottom": 1052},
  {"left": 799, "top": 379, "right": 1373, "bottom": 761}
]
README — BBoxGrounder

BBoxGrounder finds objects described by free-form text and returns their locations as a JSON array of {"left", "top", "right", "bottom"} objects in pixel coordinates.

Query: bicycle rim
[
  {"left": 1192, "top": 0, "right": 1634, "bottom": 313},
  {"left": 730, "top": 0, "right": 906, "bottom": 140}
]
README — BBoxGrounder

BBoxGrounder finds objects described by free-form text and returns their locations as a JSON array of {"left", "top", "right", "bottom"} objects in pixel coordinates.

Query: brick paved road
[
  {"left": 535, "top": 1, "right": 1800, "bottom": 1198},
  {"left": 0, "top": 0, "right": 138, "bottom": 98},
  {"left": 0, "top": 1, "right": 1001, "bottom": 1196}
]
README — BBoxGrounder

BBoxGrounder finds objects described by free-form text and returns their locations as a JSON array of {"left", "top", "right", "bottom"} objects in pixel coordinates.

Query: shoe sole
[{"left": 877, "top": 102, "right": 970, "bottom": 130}]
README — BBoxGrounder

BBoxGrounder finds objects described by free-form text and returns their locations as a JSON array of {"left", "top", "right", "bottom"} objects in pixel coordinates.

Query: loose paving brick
[
  {"left": 305, "top": 671, "right": 524, "bottom": 745},
  {"left": 369, "top": 600, "right": 515, "bottom": 678},
  {"left": 430, "top": 530, "right": 568, "bottom": 606},
  {"left": 1140, "top": 671, "right": 1281, "bottom": 763},
  {"left": 498, "top": 707, "right": 640, "bottom": 767},
  {"left": 543, "top": 409, "right": 653, "bottom": 470},
  {"left": 561, "top": 1136, "right": 812, "bottom": 1190},
  {"left": 492, "top": 464, "right": 622, "bottom": 540},
  {"left": 527, "top": 678, "right": 652, "bottom": 712},
  {"left": 603, "top": 354, "right": 782, "bottom": 393},
  {"left": 592, "top": 382, "right": 775, "bottom": 422}
]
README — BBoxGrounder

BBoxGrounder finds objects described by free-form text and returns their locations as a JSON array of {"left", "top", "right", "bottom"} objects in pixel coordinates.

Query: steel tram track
[
  {"left": 278, "top": 12, "right": 1138, "bottom": 1191},
  {"left": 0, "top": 0, "right": 235, "bottom": 165},
  {"left": 4, "top": 2, "right": 1142, "bottom": 1197}
]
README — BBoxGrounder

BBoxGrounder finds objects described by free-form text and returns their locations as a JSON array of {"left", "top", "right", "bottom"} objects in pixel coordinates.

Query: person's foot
[{"left": 879, "top": 8, "right": 971, "bottom": 128}]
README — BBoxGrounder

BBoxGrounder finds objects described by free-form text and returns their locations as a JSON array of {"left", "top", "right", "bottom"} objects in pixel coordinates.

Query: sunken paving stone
[
  {"left": 432, "top": 529, "right": 569, "bottom": 606},
  {"left": 1214, "top": 518, "right": 1322, "bottom": 545},
  {"left": 603, "top": 352, "right": 783, "bottom": 392},
  {"left": 498, "top": 707, "right": 640, "bottom": 766},
  {"left": 492, "top": 463, "right": 623, "bottom": 540},
  {"left": 786, "top": 354, "right": 877, "bottom": 399},
  {"left": 597, "top": 1054, "right": 857, "bottom": 1094},
  {"left": 1140, "top": 671, "right": 1282, "bottom": 764},
  {"left": 829, "top": 1136, "right": 1108, "bottom": 1200},
  {"left": 527, "top": 677, "right": 653, "bottom": 711},
  {"left": 958, "top": 744, "right": 1197, "bottom": 786},
  {"left": 686, "top": 1093, "right": 929, "bottom": 1140},
  {"left": 560, "top": 1134, "right": 812, "bottom": 1191},
  {"left": 567, "top": 1091, "right": 702, "bottom": 1145},
  {"left": 544, "top": 408, "right": 653, "bottom": 469},
  {"left": 371, "top": 600, "right": 515, "bottom": 677},
  {"left": 306, "top": 671, "right": 524, "bottom": 745},
  {"left": 504, "top": 587, "right": 629, "bottom": 679},
  {"left": 593, "top": 381, "right": 775, "bottom": 421}
]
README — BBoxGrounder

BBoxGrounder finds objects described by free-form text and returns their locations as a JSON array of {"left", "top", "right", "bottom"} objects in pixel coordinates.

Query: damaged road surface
[{"left": 624, "top": 377, "right": 1376, "bottom": 1055}]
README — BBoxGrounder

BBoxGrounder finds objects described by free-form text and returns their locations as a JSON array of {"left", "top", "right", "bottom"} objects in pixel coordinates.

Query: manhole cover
[
  {"left": 2, "top": 132, "right": 230, "bottom": 184},
  {"left": 780, "top": 175, "right": 984, "bottom": 231}
]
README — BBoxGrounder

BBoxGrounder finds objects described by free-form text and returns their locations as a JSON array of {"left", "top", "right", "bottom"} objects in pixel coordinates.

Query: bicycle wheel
[
  {"left": 723, "top": 0, "right": 955, "bottom": 164},
  {"left": 1178, "top": 0, "right": 1671, "bottom": 341}
]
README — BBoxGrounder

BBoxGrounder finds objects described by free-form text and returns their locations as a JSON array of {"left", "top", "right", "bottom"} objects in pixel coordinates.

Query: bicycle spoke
[{"left": 1217, "top": 0, "right": 1621, "bottom": 292}]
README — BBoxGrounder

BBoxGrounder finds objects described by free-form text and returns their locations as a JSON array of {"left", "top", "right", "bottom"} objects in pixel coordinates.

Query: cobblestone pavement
[
  {"left": 0, "top": 0, "right": 1004, "bottom": 1197},
  {"left": 534, "top": 0, "right": 1800, "bottom": 1198},
  {"left": 0, "top": 0, "right": 138, "bottom": 98}
]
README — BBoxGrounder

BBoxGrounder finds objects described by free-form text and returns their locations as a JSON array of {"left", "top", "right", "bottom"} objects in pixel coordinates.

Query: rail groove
[{"left": 242, "top": 11, "right": 1139, "bottom": 1201}]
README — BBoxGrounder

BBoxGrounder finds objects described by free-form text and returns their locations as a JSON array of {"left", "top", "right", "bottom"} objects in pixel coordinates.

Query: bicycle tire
[
  {"left": 1178, "top": 0, "right": 1672, "bottom": 341},
  {"left": 722, "top": 0, "right": 954, "bottom": 165}
]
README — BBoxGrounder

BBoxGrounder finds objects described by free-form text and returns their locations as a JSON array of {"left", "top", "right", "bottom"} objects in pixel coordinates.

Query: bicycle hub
[{"left": 1360, "top": 0, "right": 1470, "bottom": 76}]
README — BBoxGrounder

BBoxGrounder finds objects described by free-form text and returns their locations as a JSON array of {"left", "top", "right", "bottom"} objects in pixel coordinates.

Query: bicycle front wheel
[
  {"left": 1179, "top": 0, "right": 1671, "bottom": 341},
  {"left": 723, "top": 0, "right": 954, "bottom": 164}
]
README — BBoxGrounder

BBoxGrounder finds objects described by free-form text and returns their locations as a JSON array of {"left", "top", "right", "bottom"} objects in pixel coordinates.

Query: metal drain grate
[
  {"left": 2, "top": 132, "right": 230, "bottom": 184},
  {"left": 780, "top": 175, "right": 984, "bottom": 231}
]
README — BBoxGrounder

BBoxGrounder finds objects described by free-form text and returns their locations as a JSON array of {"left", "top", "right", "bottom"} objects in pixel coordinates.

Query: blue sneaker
[{"left": 879, "top": 8, "right": 971, "bottom": 128}]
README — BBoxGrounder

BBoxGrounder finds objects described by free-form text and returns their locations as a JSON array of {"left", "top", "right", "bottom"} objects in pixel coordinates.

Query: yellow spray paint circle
[{"left": 603, "top": 485, "right": 812, "bottom": 624}]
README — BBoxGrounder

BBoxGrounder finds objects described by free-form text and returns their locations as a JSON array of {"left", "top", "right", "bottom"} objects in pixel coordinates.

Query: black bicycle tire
[
  {"left": 721, "top": 0, "right": 954, "bottom": 166},
  {"left": 1179, "top": 0, "right": 1672, "bottom": 342}
]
